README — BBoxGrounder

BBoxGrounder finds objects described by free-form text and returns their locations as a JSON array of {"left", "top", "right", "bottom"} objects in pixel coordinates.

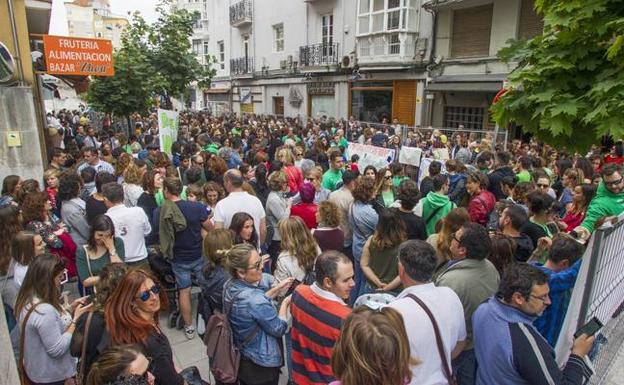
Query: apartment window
[
  {"left": 357, "top": 0, "right": 415, "bottom": 35},
  {"left": 518, "top": 0, "right": 544, "bottom": 39},
  {"left": 388, "top": 33, "right": 400, "bottom": 54},
  {"left": 450, "top": 4, "right": 493, "bottom": 58},
  {"left": 273, "top": 23, "right": 284, "bottom": 52},
  {"left": 203, "top": 42, "right": 209, "bottom": 55},
  {"left": 192, "top": 39, "right": 202, "bottom": 56},
  {"left": 322, "top": 14, "right": 334, "bottom": 56},
  {"left": 218, "top": 41, "right": 225, "bottom": 70},
  {"left": 443, "top": 106, "right": 485, "bottom": 130}
]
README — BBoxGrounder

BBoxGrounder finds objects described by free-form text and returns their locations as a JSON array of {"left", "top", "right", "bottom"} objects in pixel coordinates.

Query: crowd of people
[{"left": 2, "top": 108, "right": 624, "bottom": 385}]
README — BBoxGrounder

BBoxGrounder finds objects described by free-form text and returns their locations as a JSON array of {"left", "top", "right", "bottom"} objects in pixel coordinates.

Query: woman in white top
[
  {"left": 274, "top": 216, "right": 320, "bottom": 283},
  {"left": 122, "top": 163, "right": 145, "bottom": 207},
  {"left": 11, "top": 231, "right": 46, "bottom": 288}
]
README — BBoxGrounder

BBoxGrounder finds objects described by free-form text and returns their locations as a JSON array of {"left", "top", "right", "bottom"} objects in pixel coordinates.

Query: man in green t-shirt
[
  {"left": 322, "top": 149, "right": 344, "bottom": 192},
  {"left": 515, "top": 156, "right": 533, "bottom": 183}
]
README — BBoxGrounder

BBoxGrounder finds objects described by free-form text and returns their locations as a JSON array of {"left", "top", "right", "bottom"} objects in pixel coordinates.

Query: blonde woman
[
  {"left": 274, "top": 216, "right": 320, "bottom": 283},
  {"left": 312, "top": 200, "right": 344, "bottom": 252},
  {"left": 330, "top": 306, "right": 417, "bottom": 385},
  {"left": 199, "top": 229, "right": 234, "bottom": 319},
  {"left": 122, "top": 163, "right": 144, "bottom": 207},
  {"left": 276, "top": 147, "right": 302, "bottom": 194}
]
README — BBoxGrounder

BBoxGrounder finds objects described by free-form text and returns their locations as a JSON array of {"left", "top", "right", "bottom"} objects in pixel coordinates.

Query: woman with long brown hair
[
  {"left": 275, "top": 216, "right": 320, "bottom": 282},
  {"left": 0, "top": 205, "right": 22, "bottom": 275},
  {"left": 330, "top": 306, "right": 417, "bottom": 385},
  {"left": 86, "top": 344, "right": 154, "bottom": 385},
  {"left": 374, "top": 167, "right": 396, "bottom": 208},
  {"left": 104, "top": 268, "right": 184, "bottom": 385},
  {"left": 360, "top": 208, "right": 406, "bottom": 294},
  {"left": 14, "top": 253, "right": 92, "bottom": 385},
  {"left": 428, "top": 207, "right": 471, "bottom": 269}
]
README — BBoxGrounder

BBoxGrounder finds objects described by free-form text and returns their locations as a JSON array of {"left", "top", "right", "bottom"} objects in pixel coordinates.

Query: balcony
[
  {"left": 357, "top": 33, "right": 425, "bottom": 66},
  {"left": 230, "top": 57, "right": 254, "bottom": 78},
  {"left": 299, "top": 43, "right": 340, "bottom": 69},
  {"left": 229, "top": 0, "right": 252, "bottom": 28}
]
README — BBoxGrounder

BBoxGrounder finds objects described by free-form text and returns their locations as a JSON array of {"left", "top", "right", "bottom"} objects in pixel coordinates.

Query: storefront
[
  {"left": 307, "top": 81, "right": 336, "bottom": 118},
  {"left": 349, "top": 80, "right": 417, "bottom": 126}
]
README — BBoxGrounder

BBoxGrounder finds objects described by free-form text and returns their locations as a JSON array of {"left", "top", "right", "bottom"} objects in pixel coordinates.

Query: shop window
[{"left": 443, "top": 106, "right": 485, "bottom": 130}]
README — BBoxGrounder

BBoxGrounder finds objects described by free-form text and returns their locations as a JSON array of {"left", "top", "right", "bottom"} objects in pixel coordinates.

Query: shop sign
[
  {"left": 307, "top": 81, "right": 335, "bottom": 95},
  {"left": 43, "top": 35, "right": 114, "bottom": 76}
]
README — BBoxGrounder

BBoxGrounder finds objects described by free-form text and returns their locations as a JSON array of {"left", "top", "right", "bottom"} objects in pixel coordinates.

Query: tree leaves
[
  {"left": 86, "top": 0, "right": 214, "bottom": 117},
  {"left": 492, "top": 0, "right": 624, "bottom": 151}
]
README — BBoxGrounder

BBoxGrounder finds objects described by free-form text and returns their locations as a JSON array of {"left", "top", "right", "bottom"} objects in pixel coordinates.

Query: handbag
[
  {"left": 75, "top": 311, "right": 94, "bottom": 385},
  {"left": 19, "top": 302, "right": 42, "bottom": 385},
  {"left": 407, "top": 293, "right": 458, "bottom": 385}
]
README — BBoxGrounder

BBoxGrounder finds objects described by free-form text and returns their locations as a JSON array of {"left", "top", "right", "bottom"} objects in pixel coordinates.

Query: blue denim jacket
[{"left": 223, "top": 274, "right": 287, "bottom": 367}]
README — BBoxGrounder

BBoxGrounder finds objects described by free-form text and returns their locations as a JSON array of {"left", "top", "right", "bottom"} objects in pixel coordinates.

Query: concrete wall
[
  {"left": 0, "top": 295, "right": 20, "bottom": 385},
  {"left": 0, "top": 87, "right": 45, "bottom": 181},
  {"left": 490, "top": 0, "right": 520, "bottom": 56}
]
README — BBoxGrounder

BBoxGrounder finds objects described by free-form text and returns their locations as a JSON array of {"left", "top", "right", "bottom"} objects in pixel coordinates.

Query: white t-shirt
[
  {"left": 389, "top": 283, "right": 467, "bottom": 385},
  {"left": 14, "top": 262, "right": 28, "bottom": 288},
  {"left": 106, "top": 205, "right": 151, "bottom": 263},
  {"left": 213, "top": 191, "right": 265, "bottom": 232}
]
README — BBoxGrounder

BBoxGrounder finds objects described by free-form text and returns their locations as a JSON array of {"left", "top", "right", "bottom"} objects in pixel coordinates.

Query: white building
[
  {"left": 423, "top": 0, "right": 542, "bottom": 129},
  {"left": 180, "top": 0, "right": 433, "bottom": 126},
  {"left": 64, "top": 0, "right": 128, "bottom": 49}
]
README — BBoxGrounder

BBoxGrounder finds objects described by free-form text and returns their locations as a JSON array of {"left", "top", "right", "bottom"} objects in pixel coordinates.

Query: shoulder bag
[
  {"left": 19, "top": 302, "right": 42, "bottom": 385},
  {"left": 407, "top": 293, "right": 458, "bottom": 385},
  {"left": 75, "top": 311, "right": 94, "bottom": 385}
]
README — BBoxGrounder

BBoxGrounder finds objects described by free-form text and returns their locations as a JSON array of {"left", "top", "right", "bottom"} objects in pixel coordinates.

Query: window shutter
[
  {"left": 450, "top": 4, "right": 493, "bottom": 58},
  {"left": 392, "top": 80, "right": 416, "bottom": 126},
  {"left": 518, "top": 0, "right": 544, "bottom": 39}
]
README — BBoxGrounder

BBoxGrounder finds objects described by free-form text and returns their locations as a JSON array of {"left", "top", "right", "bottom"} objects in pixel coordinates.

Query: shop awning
[
  {"left": 204, "top": 87, "right": 231, "bottom": 94},
  {"left": 426, "top": 74, "right": 504, "bottom": 92}
]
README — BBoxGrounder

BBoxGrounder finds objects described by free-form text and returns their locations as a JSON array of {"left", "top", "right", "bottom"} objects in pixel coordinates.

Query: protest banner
[
  {"left": 43, "top": 35, "right": 114, "bottom": 76},
  {"left": 158, "top": 109, "right": 179, "bottom": 156},
  {"left": 433, "top": 147, "right": 450, "bottom": 161},
  {"left": 398, "top": 146, "right": 422, "bottom": 167},
  {"left": 347, "top": 143, "right": 395, "bottom": 171}
]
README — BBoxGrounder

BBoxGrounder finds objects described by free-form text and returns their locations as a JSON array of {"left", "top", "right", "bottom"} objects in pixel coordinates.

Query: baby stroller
[{"left": 147, "top": 247, "right": 183, "bottom": 329}]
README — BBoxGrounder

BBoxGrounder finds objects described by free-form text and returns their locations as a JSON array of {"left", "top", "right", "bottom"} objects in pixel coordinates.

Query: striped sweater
[{"left": 290, "top": 284, "right": 351, "bottom": 385}]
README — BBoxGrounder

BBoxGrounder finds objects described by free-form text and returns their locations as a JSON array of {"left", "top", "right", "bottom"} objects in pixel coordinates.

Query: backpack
[{"left": 203, "top": 286, "right": 259, "bottom": 383}]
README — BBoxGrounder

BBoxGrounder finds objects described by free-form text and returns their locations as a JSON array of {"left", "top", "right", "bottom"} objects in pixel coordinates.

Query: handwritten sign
[
  {"left": 347, "top": 142, "right": 395, "bottom": 171},
  {"left": 43, "top": 35, "right": 114, "bottom": 76},
  {"left": 158, "top": 109, "right": 179, "bottom": 156},
  {"left": 398, "top": 146, "right": 422, "bottom": 167}
]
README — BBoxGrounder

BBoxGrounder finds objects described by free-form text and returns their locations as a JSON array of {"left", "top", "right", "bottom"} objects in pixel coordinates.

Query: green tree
[
  {"left": 491, "top": 0, "right": 624, "bottom": 150},
  {"left": 86, "top": 0, "right": 214, "bottom": 116}
]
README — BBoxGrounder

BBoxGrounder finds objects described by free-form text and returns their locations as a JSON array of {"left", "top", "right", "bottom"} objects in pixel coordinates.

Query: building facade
[
  {"left": 64, "top": 0, "right": 128, "bottom": 49},
  {"left": 423, "top": 0, "right": 542, "bottom": 130},
  {"left": 180, "top": 0, "right": 433, "bottom": 126}
]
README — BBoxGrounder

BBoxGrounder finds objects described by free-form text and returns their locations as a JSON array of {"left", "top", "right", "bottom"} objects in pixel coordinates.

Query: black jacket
[{"left": 488, "top": 166, "right": 515, "bottom": 201}]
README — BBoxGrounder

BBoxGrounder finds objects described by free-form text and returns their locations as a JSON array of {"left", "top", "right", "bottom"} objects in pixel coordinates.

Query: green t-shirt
[
  {"left": 516, "top": 170, "right": 531, "bottom": 183},
  {"left": 392, "top": 176, "right": 409, "bottom": 188},
  {"left": 382, "top": 190, "right": 395, "bottom": 207},
  {"left": 322, "top": 168, "right": 343, "bottom": 192},
  {"left": 155, "top": 186, "right": 188, "bottom": 206},
  {"left": 76, "top": 237, "right": 125, "bottom": 283}
]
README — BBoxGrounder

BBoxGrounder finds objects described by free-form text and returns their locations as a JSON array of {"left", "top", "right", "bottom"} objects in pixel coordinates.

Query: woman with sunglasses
[
  {"left": 223, "top": 244, "right": 293, "bottom": 385},
  {"left": 86, "top": 344, "right": 154, "bottom": 385},
  {"left": 374, "top": 167, "right": 396, "bottom": 208},
  {"left": 14, "top": 253, "right": 92, "bottom": 385},
  {"left": 105, "top": 268, "right": 184, "bottom": 385}
]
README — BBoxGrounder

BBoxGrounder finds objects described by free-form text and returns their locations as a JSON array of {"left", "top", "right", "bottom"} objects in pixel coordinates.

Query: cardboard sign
[
  {"left": 398, "top": 146, "right": 422, "bottom": 167},
  {"left": 43, "top": 35, "right": 114, "bottom": 76},
  {"left": 347, "top": 142, "right": 395, "bottom": 171},
  {"left": 158, "top": 109, "right": 179, "bottom": 156}
]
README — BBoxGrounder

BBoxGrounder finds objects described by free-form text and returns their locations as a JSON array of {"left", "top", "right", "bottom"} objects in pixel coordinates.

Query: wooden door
[
  {"left": 273, "top": 96, "right": 284, "bottom": 116},
  {"left": 392, "top": 80, "right": 417, "bottom": 126}
]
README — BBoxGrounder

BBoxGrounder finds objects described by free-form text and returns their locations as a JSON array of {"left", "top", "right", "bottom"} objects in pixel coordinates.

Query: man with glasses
[
  {"left": 436, "top": 223, "right": 499, "bottom": 385},
  {"left": 473, "top": 263, "right": 594, "bottom": 385},
  {"left": 575, "top": 163, "right": 624, "bottom": 238}
]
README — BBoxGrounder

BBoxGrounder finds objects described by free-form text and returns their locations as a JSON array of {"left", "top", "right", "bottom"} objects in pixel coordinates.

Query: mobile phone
[
  {"left": 285, "top": 279, "right": 302, "bottom": 297},
  {"left": 84, "top": 294, "right": 94, "bottom": 306},
  {"left": 574, "top": 316, "right": 603, "bottom": 338},
  {"left": 546, "top": 222, "right": 560, "bottom": 235}
]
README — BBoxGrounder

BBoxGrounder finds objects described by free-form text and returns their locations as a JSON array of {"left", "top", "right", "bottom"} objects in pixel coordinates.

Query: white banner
[
  {"left": 399, "top": 146, "right": 422, "bottom": 167},
  {"left": 158, "top": 108, "right": 179, "bottom": 156},
  {"left": 347, "top": 142, "right": 395, "bottom": 171}
]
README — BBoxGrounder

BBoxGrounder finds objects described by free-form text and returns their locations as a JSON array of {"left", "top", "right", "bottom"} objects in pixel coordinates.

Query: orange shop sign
[{"left": 43, "top": 35, "right": 114, "bottom": 76}]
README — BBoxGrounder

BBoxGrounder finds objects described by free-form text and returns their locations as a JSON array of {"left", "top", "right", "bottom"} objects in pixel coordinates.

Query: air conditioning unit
[
  {"left": 280, "top": 60, "right": 288, "bottom": 69},
  {"left": 341, "top": 53, "right": 356, "bottom": 69}
]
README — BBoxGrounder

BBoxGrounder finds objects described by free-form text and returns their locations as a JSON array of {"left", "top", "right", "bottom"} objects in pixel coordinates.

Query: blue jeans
[{"left": 453, "top": 348, "right": 476, "bottom": 385}]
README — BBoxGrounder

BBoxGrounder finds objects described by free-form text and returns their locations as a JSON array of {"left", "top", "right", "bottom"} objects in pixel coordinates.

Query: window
[
  {"left": 518, "top": 0, "right": 544, "bottom": 39},
  {"left": 388, "top": 33, "right": 400, "bottom": 54},
  {"left": 203, "top": 41, "right": 209, "bottom": 55},
  {"left": 357, "top": 0, "right": 415, "bottom": 35},
  {"left": 443, "top": 106, "right": 485, "bottom": 130},
  {"left": 322, "top": 14, "right": 334, "bottom": 57},
  {"left": 273, "top": 23, "right": 284, "bottom": 52},
  {"left": 203, "top": 41, "right": 210, "bottom": 65},
  {"left": 450, "top": 4, "right": 493, "bottom": 58},
  {"left": 218, "top": 41, "right": 225, "bottom": 70},
  {"left": 192, "top": 39, "right": 202, "bottom": 56}
]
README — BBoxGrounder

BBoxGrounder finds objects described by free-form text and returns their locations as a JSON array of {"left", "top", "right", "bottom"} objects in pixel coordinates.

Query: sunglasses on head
[{"left": 137, "top": 284, "right": 160, "bottom": 302}]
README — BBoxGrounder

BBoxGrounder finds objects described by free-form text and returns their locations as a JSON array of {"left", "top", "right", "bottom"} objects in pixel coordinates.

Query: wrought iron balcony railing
[
  {"left": 230, "top": 57, "right": 254, "bottom": 76},
  {"left": 229, "top": 0, "right": 252, "bottom": 27},
  {"left": 299, "top": 43, "right": 340, "bottom": 67}
]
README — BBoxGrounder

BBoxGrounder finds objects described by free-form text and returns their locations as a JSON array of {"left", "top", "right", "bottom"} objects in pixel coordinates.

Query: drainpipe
[
  {"left": 423, "top": 1, "right": 438, "bottom": 127},
  {"left": 7, "top": 0, "right": 26, "bottom": 85}
]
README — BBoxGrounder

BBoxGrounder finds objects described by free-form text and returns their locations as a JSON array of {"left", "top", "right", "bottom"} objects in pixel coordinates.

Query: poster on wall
[
  {"left": 398, "top": 146, "right": 422, "bottom": 167},
  {"left": 240, "top": 87, "right": 252, "bottom": 104},
  {"left": 158, "top": 109, "right": 179, "bottom": 156},
  {"left": 347, "top": 143, "right": 395, "bottom": 171}
]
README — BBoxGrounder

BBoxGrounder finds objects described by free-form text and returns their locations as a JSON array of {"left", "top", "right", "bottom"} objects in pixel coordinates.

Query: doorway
[{"left": 273, "top": 96, "right": 284, "bottom": 117}]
